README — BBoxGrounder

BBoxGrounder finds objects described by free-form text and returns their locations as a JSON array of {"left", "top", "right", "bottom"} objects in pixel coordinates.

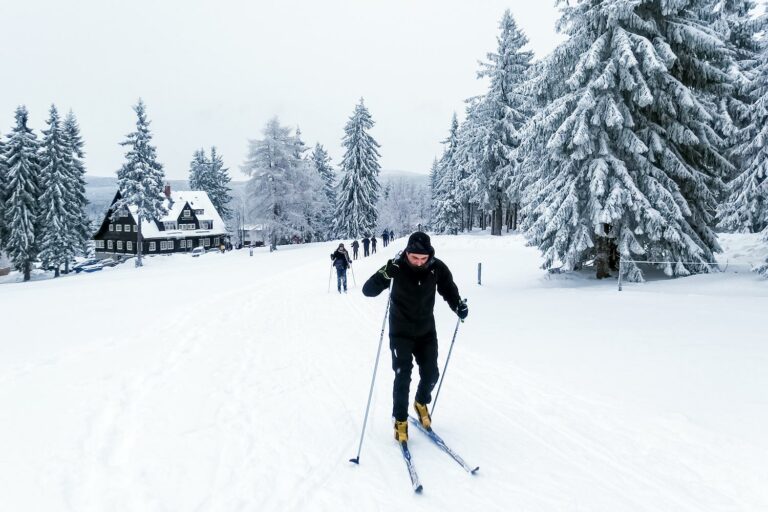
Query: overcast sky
[{"left": 0, "top": 0, "right": 563, "bottom": 180}]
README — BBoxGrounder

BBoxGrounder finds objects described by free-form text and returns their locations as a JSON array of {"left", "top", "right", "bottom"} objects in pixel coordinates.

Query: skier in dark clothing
[
  {"left": 371, "top": 235, "right": 377, "bottom": 254},
  {"left": 389, "top": 229, "right": 395, "bottom": 241},
  {"left": 351, "top": 240, "right": 360, "bottom": 260},
  {"left": 331, "top": 243, "right": 352, "bottom": 293},
  {"left": 382, "top": 230, "right": 389, "bottom": 247},
  {"left": 362, "top": 236, "right": 371, "bottom": 257},
  {"left": 362, "top": 231, "right": 468, "bottom": 442}
]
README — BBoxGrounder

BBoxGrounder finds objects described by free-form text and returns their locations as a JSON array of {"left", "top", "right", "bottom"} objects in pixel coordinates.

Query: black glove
[
  {"left": 378, "top": 259, "right": 400, "bottom": 280},
  {"left": 456, "top": 300, "right": 468, "bottom": 320}
]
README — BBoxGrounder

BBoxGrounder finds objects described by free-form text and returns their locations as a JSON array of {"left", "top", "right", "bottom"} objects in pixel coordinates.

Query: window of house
[
  {"left": 95, "top": 240, "right": 104, "bottom": 249},
  {"left": 133, "top": 225, "right": 137, "bottom": 232},
  {"left": 204, "top": 238, "right": 210, "bottom": 247},
  {"left": 183, "top": 209, "right": 191, "bottom": 218},
  {"left": 125, "top": 224, "right": 131, "bottom": 232},
  {"left": 164, "top": 222, "right": 177, "bottom": 230},
  {"left": 195, "top": 209, "right": 204, "bottom": 215},
  {"left": 107, "top": 240, "right": 113, "bottom": 250},
  {"left": 127, "top": 241, "right": 132, "bottom": 251},
  {"left": 117, "top": 241, "right": 123, "bottom": 250},
  {"left": 149, "top": 242, "right": 156, "bottom": 252},
  {"left": 109, "top": 224, "right": 114, "bottom": 231},
  {"left": 116, "top": 224, "right": 122, "bottom": 232}
]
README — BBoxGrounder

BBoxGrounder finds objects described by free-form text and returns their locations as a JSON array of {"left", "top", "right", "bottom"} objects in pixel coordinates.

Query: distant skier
[
  {"left": 371, "top": 235, "right": 377, "bottom": 254},
  {"left": 351, "top": 240, "right": 360, "bottom": 260},
  {"left": 362, "top": 232, "right": 468, "bottom": 442},
  {"left": 362, "top": 236, "right": 371, "bottom": 257},
  {"left": 389, "top": 229, "right": 395, "bottom": 241},
  {"left": 382, "top": 230, "right": 389, "bottom": 247},
  {"left": 331, "top": 243, "right": 352, "bottom": 293}
]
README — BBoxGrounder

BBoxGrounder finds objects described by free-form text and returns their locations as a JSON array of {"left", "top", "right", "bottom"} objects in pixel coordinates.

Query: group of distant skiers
[
  {"left": 330, "top": 230, "right": 396, "bottom": 294},
  {"left": 332, "top": 231, "right": 469, "bottom": 446},
  {"left": 348, "top": 229, "right": 396, "bottom": 260}
]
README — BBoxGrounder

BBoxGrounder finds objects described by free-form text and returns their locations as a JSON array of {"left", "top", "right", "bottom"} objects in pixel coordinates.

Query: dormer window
[
  {"left": 183, "top": 209, "right": 192, "bottom": 218},
  {"left": 194, "top": 209, "right": 204, "bottom": 215}
]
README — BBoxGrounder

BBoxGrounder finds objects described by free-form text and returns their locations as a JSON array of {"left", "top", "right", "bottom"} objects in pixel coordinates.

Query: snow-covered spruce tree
[
  {"left": 112, "top": 99, "right": 168, "bottom": 268},
  {"left": 188, "top": 148, "right": 209, "bottom": 191},
  {"left": 3, "top": 106, "right": 41, "bottom": 281},
  {"left": 454, "top": 97, "right": 490, "bottom": 231},
  {"left": 518, "top": 0, "right": 733, "bottom": 281},
  {"left": 0, "top": 137, "right": 7, "bottom": 250},
  {"left": 38, "top": 105, "right": 75, "bottom": 277},
  {"left": 311, "top": 143, "right": 336, "bottom": 240},
  {"left": 62, "top": 110, "right": 90, "bottom": 263},
  {"left": 208, "top": 147, "right": 232, "bottom": 220},
  {"left": 242, "top": 117, "right": 320, "bottom": 250},
  {"left": 334, "top": 98, "right": 381, "bottom": 239},
  {"left": 718, "top": 11, "right": 768, "bottom": 233},
  {"left": 465, "top": 10, "right": 534, "bottom": 236},
  {"left": 432, "top": 113, "right": 464, "bottom": 234}
]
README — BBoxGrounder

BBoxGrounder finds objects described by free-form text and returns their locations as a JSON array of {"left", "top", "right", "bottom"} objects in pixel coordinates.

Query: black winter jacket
[
  {"left": 362, "top": 253, "right": 461, "bottom": 337},
  {"left": 331, "top": 250, "right": 351, "bottom": 269}
]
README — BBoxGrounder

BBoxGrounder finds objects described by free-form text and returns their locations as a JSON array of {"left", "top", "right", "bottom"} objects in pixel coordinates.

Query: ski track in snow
[{"left": 2, "top": 234, "right": 767, "bottom": 511}]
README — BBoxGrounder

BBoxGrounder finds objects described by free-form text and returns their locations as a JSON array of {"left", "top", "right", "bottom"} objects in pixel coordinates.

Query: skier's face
[{"left": 406, "top": 252, "right": 429, "bottom": 268}]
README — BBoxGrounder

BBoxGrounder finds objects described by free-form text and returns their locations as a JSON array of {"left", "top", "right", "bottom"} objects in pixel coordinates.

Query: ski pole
[
  {"left": 350, "top": 265, "right": 357, "bottom": 288},
  {"left": 431, "top": 298, "right": 467, "bottom": 419},
  {"left": 327, "top": 262, "right": 334, "bottom": 293},
  {"left": 350, "top": 281, "right": 392, "bottom": 465}
]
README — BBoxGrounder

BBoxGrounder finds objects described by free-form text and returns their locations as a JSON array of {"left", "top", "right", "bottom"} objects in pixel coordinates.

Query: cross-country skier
[
  {"left": 331, "top": 243, "right": 352, "bottom": 293},
  {"left": 362, "top": 232, "right": 468, "bottom": 442},
  {"left": 351, "top": 240, "right": 360, "bottom": 260}
]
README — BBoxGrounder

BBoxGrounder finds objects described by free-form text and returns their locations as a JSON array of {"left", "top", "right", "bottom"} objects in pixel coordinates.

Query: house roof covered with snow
[{"left": 127, "top": 190, "right": 229, "bottom": 240}]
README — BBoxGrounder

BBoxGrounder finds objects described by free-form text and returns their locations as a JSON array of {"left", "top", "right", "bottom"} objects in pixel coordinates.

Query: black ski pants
[{"left": 390, "top": 330, "right": 439, "bottom": 421}]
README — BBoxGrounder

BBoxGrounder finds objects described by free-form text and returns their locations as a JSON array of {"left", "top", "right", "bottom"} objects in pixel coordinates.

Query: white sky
[{"left": 0, "top": 0, "right": 563, "bottom": 180}]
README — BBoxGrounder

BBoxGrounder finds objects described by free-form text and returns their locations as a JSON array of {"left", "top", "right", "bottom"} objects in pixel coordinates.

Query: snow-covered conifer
[
  {"left": 719, "top": 10, "right": 768, "bottom": 234},
  {"left": 208, "top": 147, "right": 232, "bottom": 220},
  {"left": 334, "top": 98, "right": 381, "bottom": 238},
  {"left": 433, "top": 113, "right": 464, "bottom": 234},
  {"left": 38, "top": 105, "right": 75, "bottom": 277},
  {"left": 518, "top": 0, "right": 733, "bottom": 280},
  {"left": 62, "top": 110, "right": 90, "bottom": 262},
  {"left": 2, "top": 106, "right": 41, "bottom": 281},
  {"left": 188, "top": 148, "right": 209, "bottom": 191},
  {"left": 242, "top": 117, "right": 320, "bottom": 250},
  {"left": 311, "top": 143, "right": 336, "bottom": 240},
  {"left": 112, "top": 99, "right": 167, "bottom": 267},
  {"left": 465, "top": 10, "right": 533, "bottom": 236}
]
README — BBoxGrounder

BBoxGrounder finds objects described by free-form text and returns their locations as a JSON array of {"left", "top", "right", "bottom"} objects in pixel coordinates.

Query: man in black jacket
[
  {"left": 362, "top": 232, "right": 468, "bottom": 442},
  {"left": 331, "top": 243, "right": 352, "bottom": 293}
]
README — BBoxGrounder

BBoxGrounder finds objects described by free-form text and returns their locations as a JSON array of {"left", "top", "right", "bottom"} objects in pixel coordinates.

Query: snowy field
[{"left": 1, "top": 232, "right": 767, "bottom": 511}]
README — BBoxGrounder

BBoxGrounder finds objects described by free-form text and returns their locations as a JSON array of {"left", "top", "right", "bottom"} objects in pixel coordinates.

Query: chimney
[{"left": 164, "top": 183, "right": 171, "bottom": 199}]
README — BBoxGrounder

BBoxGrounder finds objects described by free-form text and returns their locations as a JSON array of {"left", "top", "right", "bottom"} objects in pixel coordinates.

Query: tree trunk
[
  {"left": 23, "top": 260, "right": 31, "bottom": 282},
  {"left": 136, "top": 214, "right": 144, "bottom": 267},
  {"left": 491, "top": 201, "right": 502, "bottom": 236},
  {"left": 512, "top": 204, "right": 518, "bottom": 231},
  {"left": 595, "top": 223, "right": 617, "bottom": 279}
]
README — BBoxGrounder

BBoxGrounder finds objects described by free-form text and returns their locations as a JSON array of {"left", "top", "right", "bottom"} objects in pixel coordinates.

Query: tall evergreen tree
[
  {"left": 518, "top": 0, "right": 733, "bottom": 281},
  {"left": 38, "top": 105, "right": 74, "bottom": 277},
  {"left": 311, "top": 143, "right": 336, "bottom": 240},
  {"left": 208, "top": 147, "right": 232, "bottom": 220},
  {"left": 334, "top": 98, "right": 381, "bottom": 238},
  {"left": 188, "top": 148, "right": 208, "bottom": 191},
  {"left": 242, "top": 117, "right": 320, "bottom": 250},
  {"left": 470, "top": 10, "right": 534, "bottom": 236},
  {"left": 719, "top": 10, "right": 768, "bottom": 234},
  {"left": 433, "top": 113, "right": 464, "bottom": 234},
  {"left": 3, "top": 106, "right": 41, "bottom": 281},
  {"left": 112, "top": 99, "right": 167, "bottom": 268},
  {"left": 0, "top": 137, "right": 7, "bottom": 250},
  {"left": 62, "top": 110, "right": 90, "bottom": 263}
]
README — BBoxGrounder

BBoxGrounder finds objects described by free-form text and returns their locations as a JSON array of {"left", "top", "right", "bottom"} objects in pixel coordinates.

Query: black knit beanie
[{"left": 405, "top": 231, "right": 434, "bottom": 256}]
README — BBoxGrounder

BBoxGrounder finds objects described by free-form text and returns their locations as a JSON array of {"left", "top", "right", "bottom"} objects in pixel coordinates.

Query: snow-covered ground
[{"left": 1, "top": 232, "right": 767, "bottom": 511}]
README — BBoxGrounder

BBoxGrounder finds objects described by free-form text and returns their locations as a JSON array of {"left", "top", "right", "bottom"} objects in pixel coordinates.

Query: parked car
[
  {"left": 72, "top": 258, "right": 100, "bottom": 273},
  {"left": 190, "top": 247, "right": 205, "bottom": 257},
  {"left": 100, "top": 258, "right": 119, "bottom": 267},
  {"left": 81, "top": 262, "right": 104, "bottom": 273}
]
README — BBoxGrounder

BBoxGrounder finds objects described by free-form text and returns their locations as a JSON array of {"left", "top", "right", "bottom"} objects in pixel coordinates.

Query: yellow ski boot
[
  {"left": 413, "top": 401, "right": 431, "bottom": 430},
  {"left": 394, "top": 419, "right": 409, "bottom": 442}
]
